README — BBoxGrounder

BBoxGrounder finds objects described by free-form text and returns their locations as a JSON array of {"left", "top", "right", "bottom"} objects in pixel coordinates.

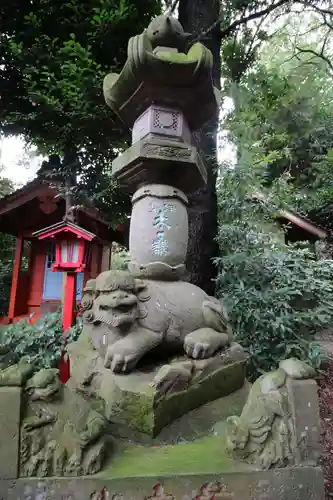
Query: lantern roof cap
[{"left": 32, "top": 220, "right": 97, "bottom": 241}]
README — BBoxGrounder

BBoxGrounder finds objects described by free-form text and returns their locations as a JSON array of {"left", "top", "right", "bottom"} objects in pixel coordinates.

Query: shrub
[
  {"left": 111, "top": 243, "right": 130, "bottom": 270},
  {"left": 0, "top": 272, "right": 13, "bottom": 316},
  {"left": 0, "top": 310, "right": 83, "bottom": 370},
  {"left": 215, "top": 167, "right": 333, "bottom": 380}
]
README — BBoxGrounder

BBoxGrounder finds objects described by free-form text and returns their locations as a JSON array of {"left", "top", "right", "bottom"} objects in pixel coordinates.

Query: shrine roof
[
  {"left": 0, "top": 177, "right": 125, "bottom": 243},
  {"left": 249, "top": 191, "right": 327, "bottom": 241},
  {"left": 33, "top": 220, "right": 97, "bottom": 241},
  {"left": 277, "top": 210, "right": 327, "bottom": 240},
  {"left": 0, "top": 178, "right": 50, "bottom": 214}
]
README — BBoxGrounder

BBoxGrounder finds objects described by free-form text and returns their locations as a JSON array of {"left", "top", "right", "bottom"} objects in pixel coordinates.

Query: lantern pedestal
[{"left": 62, "top": 272, "right": 76, "bottom": 332}]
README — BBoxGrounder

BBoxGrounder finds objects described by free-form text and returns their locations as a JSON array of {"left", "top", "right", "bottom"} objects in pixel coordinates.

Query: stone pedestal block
[
  {"left": 68, "top": 339, "right": 246, "bottom": 439},
  {"left": 287, "top": 378, "right": 321, "bottom": 466},
  {"left": 129, "top": 184, "right": 188, "bottom": 279},
  {"left": 0, "top": 467, "right": 325, "bottom": 499},
  {"left": 0, "top": 386, "right": 21, "bottom": 479},
  {"left": 112, "top": 137, "right": 207, "bottom": 194}
]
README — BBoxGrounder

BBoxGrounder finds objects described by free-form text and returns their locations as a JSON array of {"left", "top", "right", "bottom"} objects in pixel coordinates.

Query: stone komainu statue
[{"left": 81, "top": 270, "right": 232, "bottom": 373}]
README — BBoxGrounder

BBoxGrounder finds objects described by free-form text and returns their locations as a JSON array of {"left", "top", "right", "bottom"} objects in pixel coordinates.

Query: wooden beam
[
  {"left": 0, "top": 185, "right": 53, "bottom": 216},
  {"left": 8, "top": 236, "right": 24, "bottom": 321},
  {"left": 250, "top": 191, "right": 327, "bottom": 239},
  {"left": 280, "top": 210, "right": 327, "bottom": 239}
]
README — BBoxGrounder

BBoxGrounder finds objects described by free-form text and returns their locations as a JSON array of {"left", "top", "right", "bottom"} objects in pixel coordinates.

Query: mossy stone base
[
  {"left": 68, "top": 341, "right": 246, "bottom": 438},
  {"left": 104, "top": 386, "right": 251, "bottom": 476}
]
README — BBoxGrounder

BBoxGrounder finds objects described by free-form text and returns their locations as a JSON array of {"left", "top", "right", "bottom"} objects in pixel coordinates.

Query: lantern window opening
[{"left": 61, "top": 239, "right": 80, "bottom": 264}]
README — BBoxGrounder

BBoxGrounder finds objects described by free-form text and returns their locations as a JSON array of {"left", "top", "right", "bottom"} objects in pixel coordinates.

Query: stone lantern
[{"left": 103, "top": 14, "right": 220, "bottom": 280}]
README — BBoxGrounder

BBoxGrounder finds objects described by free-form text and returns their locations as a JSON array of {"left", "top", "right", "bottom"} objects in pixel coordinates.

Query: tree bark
[{"left": 178, "top": 0, "right": 221, "bottom": 296}]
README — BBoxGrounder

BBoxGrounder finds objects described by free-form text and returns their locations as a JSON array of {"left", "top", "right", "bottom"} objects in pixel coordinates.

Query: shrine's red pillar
[{"left": 8, "top": 235, "right": 24, "bottom": 322}]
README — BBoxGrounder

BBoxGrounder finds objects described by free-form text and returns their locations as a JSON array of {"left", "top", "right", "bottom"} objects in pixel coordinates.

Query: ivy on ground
[{"left": 0, "top": 310, "right": 83, "bottom": 370}]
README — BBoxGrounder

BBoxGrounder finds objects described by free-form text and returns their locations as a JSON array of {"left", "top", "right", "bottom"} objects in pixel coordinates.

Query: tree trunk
[{"left": 178, "top": 0, "right": 221, "bottom": 295}]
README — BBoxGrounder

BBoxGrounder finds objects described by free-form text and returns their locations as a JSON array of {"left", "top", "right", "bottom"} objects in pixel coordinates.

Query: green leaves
[
  {"left": 0, "top": 311, "right": 83, "bottom": 370},
  {"left": 0, "top": 0, "right": 161, "bottom": 221},
  {"left": 111, "top": 243, "right": 130, "bottom": 269},
  {"left": 224, "top": 20, "right": 333, "bottom": 215},
  {"left": 215, "top": 166, "right": 333, "bottom": 381}
]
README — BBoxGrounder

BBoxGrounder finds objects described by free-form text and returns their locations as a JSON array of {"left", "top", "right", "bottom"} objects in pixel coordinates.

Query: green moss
[
  {"left": 109, "top": 392, "right": 154, "bottom": 436},
  {"left": 187, "top": 43, "right": 207, "bottom": 61},
  {"left": 107, "top": 361, "right": 245, "bottom": 438},
  {"left": 155, "top": 43, "right": 207, "bottom": 64},
  {"left": 155, "top": 51, "right": 190, "bottom": 62},
  {"left": 99, "top": 432, "right": 252, "bottom": 478}
]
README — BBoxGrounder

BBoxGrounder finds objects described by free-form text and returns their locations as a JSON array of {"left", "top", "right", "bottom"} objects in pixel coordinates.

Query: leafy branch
[
  {"left": 295, "top": 44, "right": 333, "bottom": 74},
  {"left": 165, "top": 0, "right": 180, "bottom": 14},
  {"left": 191, "top": 0, "right": 291, "bottom": 42},
  {"left": 192, "top": 0, "right": 333, "bottom": 46}
]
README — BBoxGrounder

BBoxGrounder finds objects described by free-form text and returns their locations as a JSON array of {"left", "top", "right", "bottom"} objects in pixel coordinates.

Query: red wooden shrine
[{"left": 0, "top": 178, "right": 124, "bottom": 324}]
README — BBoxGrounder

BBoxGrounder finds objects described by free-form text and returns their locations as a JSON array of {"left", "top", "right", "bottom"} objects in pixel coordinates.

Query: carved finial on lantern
[
  {"left": 145, "top": 15, "right": 191, "bottom": 52},
  {"left": 103, "top": 14, "right": 219, "bottom": 133}
]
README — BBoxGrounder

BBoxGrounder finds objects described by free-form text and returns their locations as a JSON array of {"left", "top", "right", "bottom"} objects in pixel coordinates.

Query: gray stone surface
[
  {"left": 111, "top": 137, "right": 207, "bottom": 194},
  {"left": 132, "top": 105, "right": 191, "bottom": 144},
  {"left": 0, "top": 387, "right": 21, "bottom": 479},
  {"left": 68, "top": 334, "right": 245, "bottom": 439},
  {"left": 287, "top": 378, "right": 321, "bottom": 466},
  {"left": 0, "top": 467, "right": 325, "bottom": 499}
]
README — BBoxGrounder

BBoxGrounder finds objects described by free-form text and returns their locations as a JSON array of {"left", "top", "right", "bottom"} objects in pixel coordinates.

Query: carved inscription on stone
[
  {"left": 142, "top": 144, "right": 192, "bottom": 160},
  {"left": 149, "top": 201, "right": 176, "bottom": 257}
]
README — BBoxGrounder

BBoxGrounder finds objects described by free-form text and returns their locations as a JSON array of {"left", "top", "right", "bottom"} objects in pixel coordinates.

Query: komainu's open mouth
[{"left": 115, "top": 304, "right": 134, "bottom": 313}]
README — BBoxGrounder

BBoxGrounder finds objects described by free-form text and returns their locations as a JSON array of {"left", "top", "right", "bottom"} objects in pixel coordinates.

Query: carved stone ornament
[
  {"left": 225, "top": 358, "right": 318, "bottom": 470},
  {"left": 132, "top": 105, "right": 191, "bottom": 144},
  {"left": 103, "top": 15, "right": 221, "bottom": 130},
  {"left": 111, "top": 136, "right": 207, "bottom": 193}
]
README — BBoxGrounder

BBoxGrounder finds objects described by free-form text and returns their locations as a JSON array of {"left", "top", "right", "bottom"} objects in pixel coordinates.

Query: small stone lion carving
[
  {"left": 20, "top": 366, "right": 109, "bottom": 477},
  {"left": 225, "top": 358, "right": 316, "bottom": 469},
  {"left": 82, "top": 270, "right": 232, "bottom": 374}
]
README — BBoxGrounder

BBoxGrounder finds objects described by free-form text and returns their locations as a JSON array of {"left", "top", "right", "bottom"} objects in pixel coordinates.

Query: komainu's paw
[
  {"left": 64, "top": 449, "right": 83, "bottom": 475},
  {"left": 81, "top": 439, "right": 107, "bottom": 475},
  {"left": 184, "top": 328, "right": 229, "bottom": 359},
  {"left": 104, "top": 346, "right": 139, "bottom": 373}
]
